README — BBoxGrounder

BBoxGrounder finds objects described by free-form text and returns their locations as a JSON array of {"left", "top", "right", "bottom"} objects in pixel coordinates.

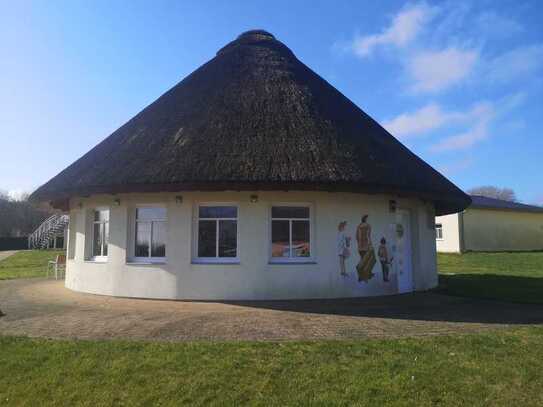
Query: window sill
[
  {"left": 269, "top": 260, "right": 317, "bottom": 265},
  {"left": 126, "top": 258, "right": 167, "bottom": 265},
  {"left": 192, "top": 259, "right": 240, "bottom": 265},
  {"left": 85, "top": 258, "right": 108, "bottom": 264}
]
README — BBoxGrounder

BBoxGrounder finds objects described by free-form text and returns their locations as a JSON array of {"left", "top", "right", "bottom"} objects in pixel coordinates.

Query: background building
[{"left": 436, "top": 195, "right": 543, "bottom": 253}]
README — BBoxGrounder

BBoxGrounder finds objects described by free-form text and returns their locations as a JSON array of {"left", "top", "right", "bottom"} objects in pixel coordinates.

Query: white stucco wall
[
  {"left": 414, "top": 203, "right": 438, "bottom": 290},
  {"left": 64, "top": 191, "right": 438, "bottom": 300},
  {"left": 435, "top": 213, "right": 461, "bottom": 253},
  {"left": 463, "top": 208, "right": 543, "bottom": 252}
]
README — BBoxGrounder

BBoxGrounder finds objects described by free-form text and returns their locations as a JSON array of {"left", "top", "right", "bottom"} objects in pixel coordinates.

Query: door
[{"left": 396, "top": 209, "right": 413, "bottom": 293}]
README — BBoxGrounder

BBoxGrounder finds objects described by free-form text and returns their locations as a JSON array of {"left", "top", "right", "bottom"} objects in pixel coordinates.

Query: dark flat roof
[{"left": 470, "top": 195, "right": 543, "bottom": 213}]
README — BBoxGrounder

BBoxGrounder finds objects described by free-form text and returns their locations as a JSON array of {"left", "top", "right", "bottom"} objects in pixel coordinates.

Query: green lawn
[
  {"left": 1, "top": 251, "right": 542, "bottom": 405},
  {"left": 438, "top": 252, "right": 543, "bottom": 304},
  {"left": 1, "top": 328, "right": 543, "bottom": 406},
  {"left": 0, "top": 250, "right": 64, "bottom": 280}
]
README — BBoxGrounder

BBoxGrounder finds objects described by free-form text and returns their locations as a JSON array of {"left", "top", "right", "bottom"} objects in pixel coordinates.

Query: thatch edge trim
[{"left": 32, "top": 181, "right": 471, "bottom": 216}]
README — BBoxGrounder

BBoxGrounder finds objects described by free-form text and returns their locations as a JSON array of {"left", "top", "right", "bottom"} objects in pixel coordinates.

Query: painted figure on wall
[
  {"left": 337, "top": 221, "right": 351, "bottom": 276},
  {"left": 356, "top": 215, "right": 376, "bottom": 282},
  {"left": 377, "top": 237, "right": 393, "bottom": 282}
]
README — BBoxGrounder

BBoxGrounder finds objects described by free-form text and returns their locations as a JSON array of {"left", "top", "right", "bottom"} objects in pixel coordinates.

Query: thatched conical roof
[{"left": 31, "top": 30, "right": 470, "bottom": 215}]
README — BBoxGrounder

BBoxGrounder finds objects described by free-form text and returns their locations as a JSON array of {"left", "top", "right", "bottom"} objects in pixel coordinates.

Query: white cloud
[
  {"left": 428, "top": 93, "right": 524, "bottom": 153},
  {"left": 486, "top": 45, "right": 543, "bottom": 83},
  {"left": 383, "top": 97, "right": 522, "bottom": 152},
  {"left": 383, "top": 101, "right": 489, "bottom": 139},
  {"left": 383, "top": 104, "right": 446, "bottom": 138},
  {"left": 438, "top": 157, "right": 473, "bottom": 175},
  {"left": 496, "top": 91, "right": 527, "bottom": 114},
  {"left": 477, "top": 11, "right": 523, "bottom": 39},
  {"left": 351, "top": 3, "right": 436, "bottom": 57},
  {"left": 407, "top": 47, "right": 479, "bottom": 92},
  {"left": 340, "top": 3, "right": 535, "bottom": 95},
  {"left": 429, "top": 117, "right": 491, "bottom": 152}
]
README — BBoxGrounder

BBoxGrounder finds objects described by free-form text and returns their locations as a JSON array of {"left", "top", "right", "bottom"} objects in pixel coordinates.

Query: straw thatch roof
[{"left": 31, "top": 30, "right": 470, "bottom": 215}]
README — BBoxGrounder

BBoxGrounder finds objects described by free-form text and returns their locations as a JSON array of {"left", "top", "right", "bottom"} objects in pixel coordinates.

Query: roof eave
[
  {"left": 469, "top": 204, "right": 543, "bottom": 214},
  {"left": 30, "top": 181, "right": 470, "bottom": 215}
]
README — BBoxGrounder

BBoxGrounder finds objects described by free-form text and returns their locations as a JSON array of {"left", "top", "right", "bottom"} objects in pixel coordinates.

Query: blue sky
[{"left": 1, "top": 0, "right": 542, "bottom": 204}]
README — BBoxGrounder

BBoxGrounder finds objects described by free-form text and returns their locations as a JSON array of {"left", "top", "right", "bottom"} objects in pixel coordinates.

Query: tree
[
  {"left": 467, "top": 186, "right": 517, "bottom": 202},
  {"left": 0, "top": 192, "right": 53, "bottom": 237}
]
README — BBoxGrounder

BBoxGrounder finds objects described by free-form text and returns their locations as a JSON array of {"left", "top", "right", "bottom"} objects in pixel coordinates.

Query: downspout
[{"left": 458, "top": 211, "right": 466, "bottom": 253}]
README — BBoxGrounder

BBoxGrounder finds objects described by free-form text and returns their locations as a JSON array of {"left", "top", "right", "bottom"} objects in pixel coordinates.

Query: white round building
[{"left": 30, "top": 30, "right": 470, "bottom": 300}]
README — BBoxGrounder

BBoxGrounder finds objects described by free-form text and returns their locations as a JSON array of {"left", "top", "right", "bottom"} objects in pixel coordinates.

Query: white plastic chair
[{"left": 47, "top": 254, "right": 66, "bottom": 280}]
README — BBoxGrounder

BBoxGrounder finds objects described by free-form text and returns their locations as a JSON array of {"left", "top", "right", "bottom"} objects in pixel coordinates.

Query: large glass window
[
  {"left": 435, "top": 223, "right": 443, "bottom": 240},
  {"left": 92, "top": 209, "right": 109, "bottom": 259},
  {"left": 197, "top": 205, "right": 238, "bottom": 259},
  {"left": 135, "top": 207, "right": 166, "bottom": 259},
  {"left": 271, "top": 206, "right": 311, "bottom": 260}
]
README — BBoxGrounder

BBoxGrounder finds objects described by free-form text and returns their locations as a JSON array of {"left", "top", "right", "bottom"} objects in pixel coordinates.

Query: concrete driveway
[{"left": 1, "top": 278, "right": 542, "bottom": 342}]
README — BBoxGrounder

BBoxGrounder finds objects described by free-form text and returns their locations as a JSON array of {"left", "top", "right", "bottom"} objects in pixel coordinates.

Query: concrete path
[
  {"left": 0, "top": 251, "right": 18, "bottom": 262},
  {"left": 1, "top": 278, "right": 542, "bottom": 342}
]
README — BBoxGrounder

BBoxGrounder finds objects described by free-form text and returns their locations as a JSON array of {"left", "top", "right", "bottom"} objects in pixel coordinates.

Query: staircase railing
[{"left": 28, "top": 214, "right": 70, "bottom": 249}]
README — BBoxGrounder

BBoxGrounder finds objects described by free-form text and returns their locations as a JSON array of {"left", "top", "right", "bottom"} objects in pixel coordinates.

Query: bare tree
[{"left": 467, "top": 186, "right": 517, "bottom": 202}]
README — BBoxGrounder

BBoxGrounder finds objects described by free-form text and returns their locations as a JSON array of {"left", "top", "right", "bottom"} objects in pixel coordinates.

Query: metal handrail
[{"left": 28, "top": 214, "right": 69, "bottom": 249}]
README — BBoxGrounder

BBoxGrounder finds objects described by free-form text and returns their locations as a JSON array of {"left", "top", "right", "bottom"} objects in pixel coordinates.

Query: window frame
[
  {"left": 269, "top": 203, "right": 314, "bottom": 264},
  {"left": 435, "top": 223, "right": 443, "bottom": 240},
  {"left": 130, "top": 204, "right": 168, "bottom": 264},
  {"left": 193, "top": 202, "right": 240, "bottom": 264},
  {"left": 90, "top": 207, "right": 109, "bottom": 262}
]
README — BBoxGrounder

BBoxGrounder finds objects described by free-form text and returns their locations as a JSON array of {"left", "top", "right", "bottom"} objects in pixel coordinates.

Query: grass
[
  {"left": 1, "top": 328, "right": 543, "bottom": 406},
  {"left": 438, "top": 252, "right": 543, "bottom": 304},
  {"left": 0, "top": 250, "right": 64, "bottom": 280},
  {"left": 1, "top": 251, "right": 542, "bottom": 405}
]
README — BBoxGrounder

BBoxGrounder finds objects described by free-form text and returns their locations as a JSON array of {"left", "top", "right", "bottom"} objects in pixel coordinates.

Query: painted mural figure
[
  {"left": 378, "top": 237, "right": 393, "bottom": 282},
  {"left": 356, "top": 215, "right": 376, "bottom": 282},
  {"left": 337, "top": 221, "right": 351, "bottom": 276}
]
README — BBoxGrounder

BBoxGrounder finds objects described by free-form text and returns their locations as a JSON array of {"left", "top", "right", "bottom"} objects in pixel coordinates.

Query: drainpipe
[{"left": 458, "top": 211, "right": 466, "bottom": 253}]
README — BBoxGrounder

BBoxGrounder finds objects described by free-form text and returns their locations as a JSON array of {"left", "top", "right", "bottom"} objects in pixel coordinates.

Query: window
[
  {"left": 92, "top": 209, "right": 109, "bottom": 260},
  {"left": 271, "top": 206, "right": 311, "bottom": 261},
  {"left": 435, "top": 223, "right": 443, "bottom": 240},
  {"left": 134, "top": 207, "right": 167, "bottom": 260},
  {"left": 196, "top": 205, "right": 238, "bottom": 261}
]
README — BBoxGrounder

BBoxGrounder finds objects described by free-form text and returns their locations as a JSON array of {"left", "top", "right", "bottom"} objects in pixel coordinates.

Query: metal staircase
[{"left": 28, "top": 214, "right": 69, "bottom": 249}]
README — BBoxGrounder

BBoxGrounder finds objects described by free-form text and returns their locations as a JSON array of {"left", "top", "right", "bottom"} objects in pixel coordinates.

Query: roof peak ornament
[{"left": 237, "top": 30, "right": 275, "bottom": 41}]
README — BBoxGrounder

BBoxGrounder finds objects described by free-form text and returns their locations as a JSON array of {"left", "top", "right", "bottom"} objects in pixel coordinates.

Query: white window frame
[
  {"left": 435, "top": 223, "right": 443, "bottom": 240},
  {"left": 193, "top": 202, "right": 240, "bottom": 264},
  {"left": 90, "top": 207, "right": 109, "bottom": 262},
  {"left": 269, "top": 203, "right": 314, "bottom": 264},
  {"left": 130, "top": 204, "right": 167, "bottom": 264}
]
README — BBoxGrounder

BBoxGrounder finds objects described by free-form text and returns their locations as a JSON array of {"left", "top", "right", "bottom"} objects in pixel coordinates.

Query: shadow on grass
[
  {"left": 438, "top": 273, "right": 543, "bottom": 305},
  {"left": 215, "top": 275, "right": 543, "bottom": 325}
]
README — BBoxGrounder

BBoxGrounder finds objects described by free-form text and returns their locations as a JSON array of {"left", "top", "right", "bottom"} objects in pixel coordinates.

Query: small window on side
[{"left": 435, "top": 223, "right": 443, "bottom": 240}]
